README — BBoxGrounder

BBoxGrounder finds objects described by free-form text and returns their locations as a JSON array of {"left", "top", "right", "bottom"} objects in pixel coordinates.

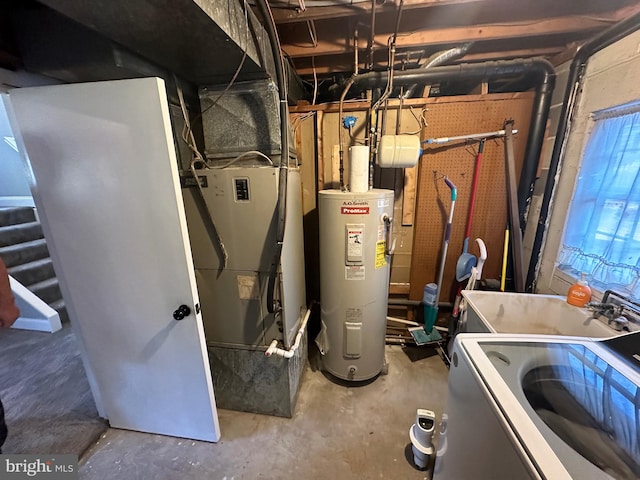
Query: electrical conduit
[{"left": 255, "top": 0, "right": 290, "bottom": 314}]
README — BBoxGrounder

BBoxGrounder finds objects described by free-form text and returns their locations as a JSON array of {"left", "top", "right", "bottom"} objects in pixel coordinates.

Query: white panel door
[{"left": 7, "top": 78, "right": 220, "bottom": 442}]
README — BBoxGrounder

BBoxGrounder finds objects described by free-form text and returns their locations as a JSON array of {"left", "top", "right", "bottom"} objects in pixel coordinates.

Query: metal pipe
[
  {"left": 369, "top": 0, "right": 404, "bottom": 189},
  {"left": 338, "top": 76, "right": 356, "bottom": 191},
  {"left": 525, "top": 12, "right": 640, "bottom": 292},
  {"left": 423, "top": 128, "right": 517, "bottom": 145},
  {"left": 354, "top": 26, "right": 359, "bottom": 75},
  {"left": 354, "top": 57, "right": 555, "bottom": 237},
  {"left": 337, "top": 28, "right": 362, "bottom": 191},
  {"left": 367, "top": 0, "right": 376, "bottom": 70},
  {"left": 255, "top": 0, "right": 290, "bottom": 314},
  {"left": 387, "top": 298, "right": 454, "bottom": 308}
]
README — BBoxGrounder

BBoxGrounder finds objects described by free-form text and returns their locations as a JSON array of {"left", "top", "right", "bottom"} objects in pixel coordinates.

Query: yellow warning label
[{"left": 375, "top": 241, "right": 387, "bottom": 269}]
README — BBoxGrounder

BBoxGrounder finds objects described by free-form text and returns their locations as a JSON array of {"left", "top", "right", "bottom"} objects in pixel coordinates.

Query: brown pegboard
[{"left": 409, "top": 93, "right": 535, "bottom": 301}]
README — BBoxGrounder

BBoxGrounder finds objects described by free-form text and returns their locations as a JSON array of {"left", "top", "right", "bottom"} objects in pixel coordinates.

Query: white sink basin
[{"left": 461, "top": 291, "right": 620, "bottom": 338}]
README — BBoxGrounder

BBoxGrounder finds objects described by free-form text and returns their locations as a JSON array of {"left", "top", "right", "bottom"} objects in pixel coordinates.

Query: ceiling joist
[
  {"left": 277, "top": 1, "right": 640, "bottom": 78},
  {"left": 282, "top": 13, "right": 622, "bottom": 58}
]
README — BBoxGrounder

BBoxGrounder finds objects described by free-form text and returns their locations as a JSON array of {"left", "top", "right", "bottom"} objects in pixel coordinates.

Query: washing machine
[{"left": 434, "top": 332, "right": 640, "bottom": 479}]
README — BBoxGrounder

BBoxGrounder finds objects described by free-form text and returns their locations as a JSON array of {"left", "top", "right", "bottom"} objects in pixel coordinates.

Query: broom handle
[{"left": 436, "top": 177, "right": 457, "bottom": 307}]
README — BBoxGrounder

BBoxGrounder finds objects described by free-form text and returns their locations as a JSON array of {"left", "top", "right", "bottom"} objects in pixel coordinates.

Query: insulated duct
[
  {"left": 354, "top": 58, "right": 556, "bottom": 237},
  {"left": 526, "top": 12, "right": 640, "bottom": 293},
  {"left": 402, "top": 43, "right": 474, "bottom": 99}
]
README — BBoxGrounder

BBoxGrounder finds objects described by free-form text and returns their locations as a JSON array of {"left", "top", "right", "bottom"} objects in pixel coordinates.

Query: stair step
[
  {"left": 0, "top": 207, "right": 36, "bottom": 227},
  {"left": 49, "top": 298, "right": 69, "bottom": 324},
  {"left": 8, "top": 257, "right": 56, "bottom": 286},
  {"left": 0, "top": 238, "right": 49, "bottom": 268},
  {"left": 0, "top": 221, "right": 44, "bottom": 248},
  {"left": 29, "top": 277, "right": 63, "bottom": 305}
]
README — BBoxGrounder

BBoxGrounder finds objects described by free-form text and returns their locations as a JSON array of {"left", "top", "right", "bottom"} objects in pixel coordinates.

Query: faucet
[
  {"left": 585, "top": 301, "right": 623, "bottom": 321},
  {"left": 587, "top": 290, "right": 640, "bottom": 332},
  {"left": 609, "top": 316, "right": 630, "bottom": 332}
]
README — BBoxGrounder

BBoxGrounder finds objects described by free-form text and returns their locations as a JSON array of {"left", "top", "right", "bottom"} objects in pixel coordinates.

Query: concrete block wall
[{"left": 536, "top": 30, "right": 640, "bottom": 294}]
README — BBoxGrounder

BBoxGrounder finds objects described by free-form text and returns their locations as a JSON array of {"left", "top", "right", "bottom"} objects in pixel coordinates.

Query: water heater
[{"left": 318, "top": 189, "right": 394, "bottom": 381}]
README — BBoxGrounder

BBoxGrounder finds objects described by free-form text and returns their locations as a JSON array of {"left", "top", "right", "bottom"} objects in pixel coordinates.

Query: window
[{"left": 557, "top": 102, "right": 640, "bottom": 299}]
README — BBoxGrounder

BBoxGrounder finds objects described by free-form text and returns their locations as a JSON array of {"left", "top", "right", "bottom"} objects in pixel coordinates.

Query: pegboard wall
[{"left": 408, "top": 93, "right": 535, "bottom": 301}]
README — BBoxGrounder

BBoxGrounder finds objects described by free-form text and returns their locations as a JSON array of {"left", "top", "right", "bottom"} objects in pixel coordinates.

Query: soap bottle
[{"left": 567, "top": 273, "right": 592, "bottom": 307}]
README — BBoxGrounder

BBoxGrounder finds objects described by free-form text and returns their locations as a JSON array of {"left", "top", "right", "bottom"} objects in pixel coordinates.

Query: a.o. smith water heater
[{"left": 318, "top": 189, "right": 394, "bottom": 381}]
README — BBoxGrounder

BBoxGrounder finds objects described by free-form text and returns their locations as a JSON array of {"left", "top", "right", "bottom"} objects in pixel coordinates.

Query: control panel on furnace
[{"left": 234, "top": 178, "right": 250, "bottom": 201}]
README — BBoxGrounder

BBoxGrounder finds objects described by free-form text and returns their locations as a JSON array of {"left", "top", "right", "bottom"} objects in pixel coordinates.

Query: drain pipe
[
  {"left": 525, "top": 12, "right": 640, "bottom": 293},
  {"left": 255, "top": 0, "right": 290, "bottom": 314},
  {"left": 354, "top": 58, "right": 555, "bottom": 238},
  {"left": 265, "top": 306, "right": 312, "bottom": 358}
]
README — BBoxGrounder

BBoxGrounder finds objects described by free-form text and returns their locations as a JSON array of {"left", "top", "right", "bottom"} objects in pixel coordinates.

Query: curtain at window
[{"left": 558, "top": 109, "right": 640, "bottom": 299}]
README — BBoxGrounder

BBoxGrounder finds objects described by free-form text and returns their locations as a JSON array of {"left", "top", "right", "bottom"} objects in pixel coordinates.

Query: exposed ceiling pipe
[
  {"left": 525, "top": 12, "right": 640, "bottom": 293},
  {"left": 402, "top": 42, "right": 474, "bottom": 99},
  {"left": 367, "top": 0, "right": 376, "bottom": 70},
  {"left": 337, "top": 28, "right": 361, "bottom": 191},
  {"left": 353, "top": 59, "right": 552, "bottom": 88},
  {"left": 369, "top": 0, "right": 404, "bottom": 188},
  {"left": 254, "top": 0, "right": 290, "bottom": 314},
  {"left": 371, "top": 0, "right": 404, "bottom": 112},
  {"left": 354, "top": 57, "right": 556, "bottom": 274}
]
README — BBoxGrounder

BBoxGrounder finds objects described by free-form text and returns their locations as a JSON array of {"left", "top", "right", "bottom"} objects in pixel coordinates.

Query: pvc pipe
[
  {"left": 265, "top": 307, "right": 312, "bottom": 359},
  {"left": 387, "top": 316, "right": 420, "bottom": 327}
]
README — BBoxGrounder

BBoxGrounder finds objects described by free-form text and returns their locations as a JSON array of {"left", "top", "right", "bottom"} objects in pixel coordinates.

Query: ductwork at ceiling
[
  {"left": 4, "top": 0, "right": 306, "bottom": 105},
  {"left": 16, "top": 0, "right": 271, "bottom": 85}
]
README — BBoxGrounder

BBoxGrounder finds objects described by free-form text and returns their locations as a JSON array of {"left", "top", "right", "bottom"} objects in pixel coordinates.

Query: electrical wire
[
  {"left": 399, "top": 106, "right": 428, "bottom": 135},
  {"left": 255, "top": 0, "right": 290, "bottom": 315},
  {"left": 176, "top": 84, "right": 230, "bottom": 269},
  {"left": 209, "top": 150, "right": 274, "bottom": 169},
  {"left": 291, "top": 112, "right": 314, "bottom": 133},
  {"left": 311, "top": 56, "right": 318, "bottom": 105}
]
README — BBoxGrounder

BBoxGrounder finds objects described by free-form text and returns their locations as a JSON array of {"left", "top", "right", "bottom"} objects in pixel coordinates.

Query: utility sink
[{"left": 461, "top": 291, "right": 621, "bottom": 338}]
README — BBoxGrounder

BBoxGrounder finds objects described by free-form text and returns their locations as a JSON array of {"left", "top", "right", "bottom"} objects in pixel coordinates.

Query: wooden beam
[
  {"left": 282, "top": 14, "right": 618, "bottom": 58},
  {"left": 272, "top": 0, "right": 483, "bottom": 24},
  {"left": 548, "top": 42, "right": 580, "bottom": 66},
  {"left": 289, "top": 91, "right": 533, "bottom": 113},
  {"left": 389, "top": 283, "right": 411, "bottom": 295}
]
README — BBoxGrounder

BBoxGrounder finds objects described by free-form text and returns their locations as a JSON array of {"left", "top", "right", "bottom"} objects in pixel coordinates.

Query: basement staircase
[{"left": 0, "top": 207, "right": 68, "bottom": 324}]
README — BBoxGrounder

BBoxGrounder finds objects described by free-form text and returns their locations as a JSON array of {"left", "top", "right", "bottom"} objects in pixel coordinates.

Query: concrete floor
[{"left": 79, "top": 345, "right": 450, "bottom": 479}]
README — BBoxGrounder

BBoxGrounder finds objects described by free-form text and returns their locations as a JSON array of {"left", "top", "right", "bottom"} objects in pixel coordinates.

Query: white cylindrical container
[
  {"left": 378, "top": 135, "right": 421, "bottom": 168},
  {"left": 318, "top": 189, "right": 394, "bottom": 381},
  {"left": 349, "top": 145, "right": 370, "bottom": 193}
]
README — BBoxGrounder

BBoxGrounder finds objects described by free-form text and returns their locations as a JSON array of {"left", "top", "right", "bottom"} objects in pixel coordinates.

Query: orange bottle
[{"left": 566, "top": 273, "right": 592, "bottom": 307}]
